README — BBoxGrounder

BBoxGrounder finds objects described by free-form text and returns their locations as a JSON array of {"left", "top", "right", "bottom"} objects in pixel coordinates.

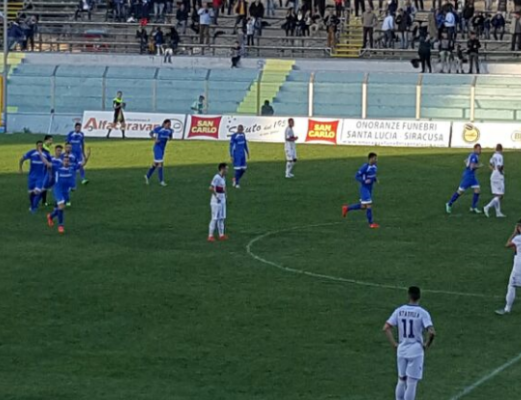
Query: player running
[
  {"left": 67, "top": 122, "right": 89, "bottom": 185},
  {"left": 383, "top": 286, "right": 436, "bottom": 400},
  {"left": 42, "top": 145, "right": 65, "bottom": 204},
  {"left": 495, "top": 221, "right": 521, "bottom": 315},
  {"left": 483, "top": 144, "right": 506, "bottom": 218},
  {"left": 19, "top": 140, "right": 52, "bottom": 213},
  {"left": 61, "top": 143, "right": 78, "bottom": 206},
  {"left": 39, "top": 148, "right": 91, "bottom": 234},
  {"left": 106, "top": 91, "right": 126, "bottom": 139},
  {"left": 41, "top": 135, "right": 54, "bottom": 206},
  {"left": 145, "top": 119, "right": 173, "bottom": 187},
  {"left": 208, "top": 163, "right": 228, "bottom": 242},
  {"left": 284, "top": 118, "right": 298, "bottom": 179},
  {"left": 342, "top": 152, "right": 380, "bottom": 229},
  {"left": 230, "top": 125, "right": 249, "bottom": 188},
  {"left": 446, "top": 143, "right": 483, "bottom": 214}
]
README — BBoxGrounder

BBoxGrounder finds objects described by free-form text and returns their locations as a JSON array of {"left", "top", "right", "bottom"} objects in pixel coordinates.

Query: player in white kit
[
  {"left": 284, "top": 118, "right": 298, "bottom": 178},
  {"left": 208, "top": 163, "right": 228, "bottom": 242},
  {"left": 483, "top": 144, "right": 506, "bottom": 218},
  {"left": 495, "top": 221, "right": 521, "bottom": 315},
  {"left": 383, "top": 287, "right": 436, "bottom": 400}
]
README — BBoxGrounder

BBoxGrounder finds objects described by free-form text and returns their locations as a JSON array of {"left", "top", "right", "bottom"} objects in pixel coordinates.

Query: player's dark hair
[
  {"left": 44, "top": 135, "right": 53, "bottom": 141},
  {"left": 36, "top": 140, "right": 43, "bottom": 145},
  {"left": 408, "top": 286, "right": 421, "bottom": 301},
  {"left": 65, "top": 142, "right": 71, "bottom": 146},
  {"left": 55, "top": 145, "right": 63, "bottom": 150},
  {"left": 163, "top": 119, "right": 171, "bottom": 125},
  {"left": 75, "top": 122, "right": 81, "bottom": 128},
  {"left": 474, "top": 143, "right": 481, "bottom": 149},
  {"left": 218, "top": 163, "right": 227, "bottom": 171},
  {"left": 368, "top": 152, "right": 377, "bottom": 159}
]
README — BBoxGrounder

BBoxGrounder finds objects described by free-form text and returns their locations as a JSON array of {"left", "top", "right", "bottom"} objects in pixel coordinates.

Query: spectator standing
[
  {"left": 472, "top": 12, "right": 484, "bottom": 37},
  {"left": 395, "top": 9, "right": 410, "bottom": 49},
  {"left": 334, "top": 0, "right": 343, "bottom": 17},
  {"left": 198, "top": 3, "right": 212, "bottom": 44},
  {"left": 414, "top": 0, "right": 424, "bottom": 11},
  {"left": 75, "top": 0, "right": 92, "bottom": 20},
  {"left": 491, "top": 11, "right": 505, "bottom": 40},
  {"left": 354, "top": 0, "right": 365, "bottom": 17},
  {"left": 324, "top": 9, "right": 339, "bottom": 47},
  {"left": 7, "top": 21, "right": 24, "bottom": 50},
  {"left": 154, "top": 26, "right": 165, "bottom": 54},
  {"left": 511, "top": 12, "right": 521, "bottom": 51},
  {"left": 261, "top": 100, "right": 274, "bottom": 115},
  {"left": 427, "top": 8, "right": 437, "bottom": 38},
  {"left": 405, "top": 1, "right": 417, "bottom": 22},
  {"left": 234, "top": 0, "right": 248, "bottom": 34},
  {"left": 461, "top": 1, "right": 474, "bottom": 37},
  {"left": 454, "top": 44, "right": 465, "bottom": 73},
  {"left": 381, "top": 11, "right": 395, "bottom": 48},
  {"left": 467, "top": 31, "right": 481, "bottom": 73},
  {"left": 444, "top": 8, "right": 456, "bottom": 39},
  {"left": 212, "top": 0, "right": 223, "bottom": 23},
  {"left": 136, "top": 25, "right": 149, "bottom": 53},
  {"left": 302, "top": 10, "right": 311, "bottom": 35},
  {"left": 362, "top": 7, "right": 378, "bottom": 48},
  {"left": 283, "top": 8, "right": 297, "bottom": 36},
  {"left": 249, "top": 0, "right": 264, "bottom": 36},
  {"left": 114, "top": 0, "right": 125, "bottom": 21},
  {"left": 246, "top": 17, "right": 255, "bottom": 45},
  {"left": 191, "top": 95, "right": 206, "bottom": 114},
  {"left": 154, "top": 0, "right": 166, "bottom": 21},
  {"left": 418, "top": 34, "right": 432, "bottom": 72},
  {"left": 231, "top": 40, "right": 242, "bottom": 67},
  {"left": 483, "top": 13, "right": 491, "bottom": 39},
  {"left": 438, "top": 31, "right": 454, "bottom": 72},
  {"left": 176, "top": 3, "right": 189, "bottom": 33}
]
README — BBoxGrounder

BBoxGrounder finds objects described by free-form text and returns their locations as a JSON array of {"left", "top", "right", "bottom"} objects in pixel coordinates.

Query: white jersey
[
  {"left": 387, "top": 304, "right": 433, "bottom": 358},
  {"left": 490, "top": 152, "right": 504, "bottom": 179},
  {"left": 210, "top": 173, "right": 226, "bottom": 205},
  {"left": 285, "top": 127, "right": 296, "bottom": 151}
]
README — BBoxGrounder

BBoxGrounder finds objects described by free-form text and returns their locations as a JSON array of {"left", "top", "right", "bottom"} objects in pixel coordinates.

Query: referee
[{"left": 106, "top": 91, "right": 126, "bottom": 139}]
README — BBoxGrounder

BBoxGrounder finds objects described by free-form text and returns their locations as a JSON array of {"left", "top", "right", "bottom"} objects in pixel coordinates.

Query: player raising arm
[
  {"left": 145, "top": 119, "right": 173, "bottom": 187},
  {"left": 495, "top": 221, "right": 521, "bottom": 315},
  {"left": 342, "top": 152, "right": 379, "bottom": 228},
  {"left": 230, "top": 125, "right": 249, "bottom": 188},
  {"left": 383, "top": 286, "right": 436, "bottom": 400},
  {"left": 446, "top": 143, "right": 483, "bottom": 214},
  {"left": 208, "top": 163, "right": 228, "bottom": 242},
  {"left": 19, "top": 140, "right": 52, "bottom": 213},
  {"left": 484, "top": 143, "right": 506, "bottom": 218}
]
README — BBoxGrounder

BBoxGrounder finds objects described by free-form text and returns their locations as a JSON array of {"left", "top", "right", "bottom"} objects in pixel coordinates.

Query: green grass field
[{"left": 1, "top": 134, "right": 521, "bottom": 400}]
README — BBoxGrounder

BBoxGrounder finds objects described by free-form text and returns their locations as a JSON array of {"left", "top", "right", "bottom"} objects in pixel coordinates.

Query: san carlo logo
[
  {"left": 462, "top": 123, "right": 480, "bottom": 144},
  {"left": 511, "top": 130, "right": 521, "bottom": 142}
]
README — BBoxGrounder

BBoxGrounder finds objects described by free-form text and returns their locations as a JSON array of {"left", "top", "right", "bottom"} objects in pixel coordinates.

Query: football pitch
[{"left": 2, "top": 134, "right": 521, "bottom": 400}]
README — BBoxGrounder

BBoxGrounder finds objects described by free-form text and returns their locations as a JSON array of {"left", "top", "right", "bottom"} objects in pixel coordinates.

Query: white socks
[
  {"left": 506, "top": 285, "right": 516, "bottom": 312},
  {"left": 285, "top": 161, "right": 294, "bottom": 177},
  {"left": 209, "top": 219, "right": 217, "bottom": 237},
  {"left": 485, "top": 197, "right": 502, "bottom": 215},
  {"left": 405, "top": 378, "right": 418, "bottom": 400},
  {"left": 218, "top": 219, "right": 225, "bottom": 236},
  {"left": 395, "top": 379, "right": 406, "bottom": 400}
]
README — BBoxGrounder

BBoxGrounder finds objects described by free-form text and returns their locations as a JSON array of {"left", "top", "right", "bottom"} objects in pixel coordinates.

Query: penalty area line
[
  {"left": 449, "top": 351, "right": 521, "bottom": 400},
  {"left": 246, "top": 223, "right": 497, "bottom": 299}
]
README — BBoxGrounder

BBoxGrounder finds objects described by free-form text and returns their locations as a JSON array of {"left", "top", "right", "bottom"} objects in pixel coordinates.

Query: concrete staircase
[
  {"left": 332, "top": 17, "right": 363, "bottom": 58},
  {"left": 237, "top": 59, "right": 295, "bottom": 115}
]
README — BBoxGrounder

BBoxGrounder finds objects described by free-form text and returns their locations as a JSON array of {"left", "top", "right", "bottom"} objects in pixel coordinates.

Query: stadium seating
[{"left": 7, "top": 60, "right": 521, "bottom": 122}]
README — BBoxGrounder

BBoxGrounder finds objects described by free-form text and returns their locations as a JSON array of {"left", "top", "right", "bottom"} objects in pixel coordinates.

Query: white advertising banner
[
  {"left": 451, "top": 122, "right": 521, "bottom": 149},
  {"left": 81, "top": 111, "right": 186, "bottom": 139},
  {"left": 339, "top": 119, "right": 452, "bottom": 147}
]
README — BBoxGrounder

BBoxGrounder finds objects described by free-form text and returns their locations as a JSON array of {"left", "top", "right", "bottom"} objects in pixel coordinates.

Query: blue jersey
[
  {"left": 44, "top": 157, "right": 64, "bottom": 189},
  {"left": 67, "top": 131, "right": 85, "bottom": 156},
  {"left": 22, "top": 149, "right": 51, "bottom": 177},
  {"left": 356, "top": 163, "right": 378, "bottom": 188},
  {"left": 60, "top": 152, "right": 78, "bottom": 167},
  {"left": 53, "top": 164, "right": 78, "bottom": 189},
  {"left": 152, "top": 126, "right": 173, "bottom": 150},
  {"left": 229, "top": 133, "right": 249, "bottom": 158},
  {"left": 463, "top": 152, "right": 479, "bottom": 178}
]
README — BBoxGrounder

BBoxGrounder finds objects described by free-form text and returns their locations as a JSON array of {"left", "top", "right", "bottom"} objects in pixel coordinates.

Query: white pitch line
[
  {"left": 246, "top": 222, "right": 497, "bottom": 299},
  {"left": 449, "top": 352, "right": 521, "bottom": 400}
]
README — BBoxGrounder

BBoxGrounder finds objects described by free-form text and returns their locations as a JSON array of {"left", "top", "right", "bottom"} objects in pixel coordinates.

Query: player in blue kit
[
  {"left": 39, "top": 148, "right": 91, "bottom": 234},
  {"left": 42, "top": 145, "right": 64, "bottom": 201},
  {"left": 144, "top": 119, "right": 173, "bottom": 187},
  {"left": 229, "top": 125, "right": 249, "bottom": 188},
  {"left": 446, "top": 143, "right": 483, "bottom": 214},
  {"left": 19, "top": 140, "right": 52, "bottom": 213},
  {"left": 342, "top": 152, "right": 380, "bottom": 229},
  {"left": 61, "top": 143, "right": 78, "bottom": 206},
  {"left": 67, "top": 122, "right": 89, "bottom": 185}
]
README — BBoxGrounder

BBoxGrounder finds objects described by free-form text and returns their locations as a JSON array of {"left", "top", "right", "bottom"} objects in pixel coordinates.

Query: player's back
[
  {"left": 391, "top": 304, "right": 432, "bottom": 358},
  {"left": 231, "top": 133, "right": 247, "bottom": 153}
]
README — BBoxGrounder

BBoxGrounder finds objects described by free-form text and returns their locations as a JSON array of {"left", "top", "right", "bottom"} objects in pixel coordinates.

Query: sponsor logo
[
  {"left": 187, "top": 116, "right": 221, "bottom": 139},
  {"left": 83, "top": 114, "right": 183, "bottom": 135},
  {"left": 462, "top": 123, "right": 480, "bottom": 144},
  {"left": 305, "top": 120, "right": 339, "bottom": 144},
  {"left": 511, "top": 130, "right": 521, "bottom": 142}
]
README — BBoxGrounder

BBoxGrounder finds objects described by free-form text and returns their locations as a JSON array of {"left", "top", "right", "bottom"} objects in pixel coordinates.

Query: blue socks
[
  {"left": 158, "top": 167, "right": 164, "bottom": 182},
  {"left": 348, "top": 203, "right": 362, "bottom": 211},
  {"left": 235, "top": 169, "right": 246, "bottom": 185},
  {"left": 31, "top": 192, "right": 41, "bottom": 211},
  {"left": 80, "top": 166, "right": 86, "bottom": 180},
  {"left": 472, "top": 193, "right": 480, "bottom": 209},
  {"left": 50, "top": 208, "right": 59, "bottom": 219},
  {"left": 366, "top": 208, "right": 373, "bottom": 224},
  {"left": 146, "top": 165, "right": 156, "bottom": 179},
  {"left": 57, "top": 209, "right": 64, "bottom": 225},
  {"left": 449, "top": 192, "right": 460, "bottom": 206}
]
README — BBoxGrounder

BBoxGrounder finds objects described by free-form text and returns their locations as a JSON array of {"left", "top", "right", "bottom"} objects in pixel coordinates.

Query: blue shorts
[
  {"left": 53, "top": 185, "right": 70, "bottom": 205},
  {"left": 233, "top": 154, "right": 247, "bottom": 170},
  {"left": 43, "top": 173, "right": 55, "bottom": 190},
  {"left": 459, "top": 175, "right": 480, "bottom": 191},
  {"left": 360, "top": 186, "right": 373, "bottom": 204},
  {"left": 28, "top": 175, "right": 45, "bottom": 192},
  {"left": 153, "top": 145, "right": 165, "bottom": 163},
  {"left": 73, "top": 152, "right": 84, "bottom": 164}
]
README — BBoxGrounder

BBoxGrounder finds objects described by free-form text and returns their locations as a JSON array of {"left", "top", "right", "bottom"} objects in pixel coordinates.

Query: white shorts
[
  {"left": 397, "top": 355, "right": 424, "bottom": 380},
  {"left": 509, "top": 265, "right": 521, "bottom": 288},
  {"left": 491, "top": 177, "right": 505, "bottom": 196},
  {"left": 211, "top": 201, "right": 226, "bottom": 220},
  {"left": 285, "top": 145, "right": 297, "bottom": 161}
]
